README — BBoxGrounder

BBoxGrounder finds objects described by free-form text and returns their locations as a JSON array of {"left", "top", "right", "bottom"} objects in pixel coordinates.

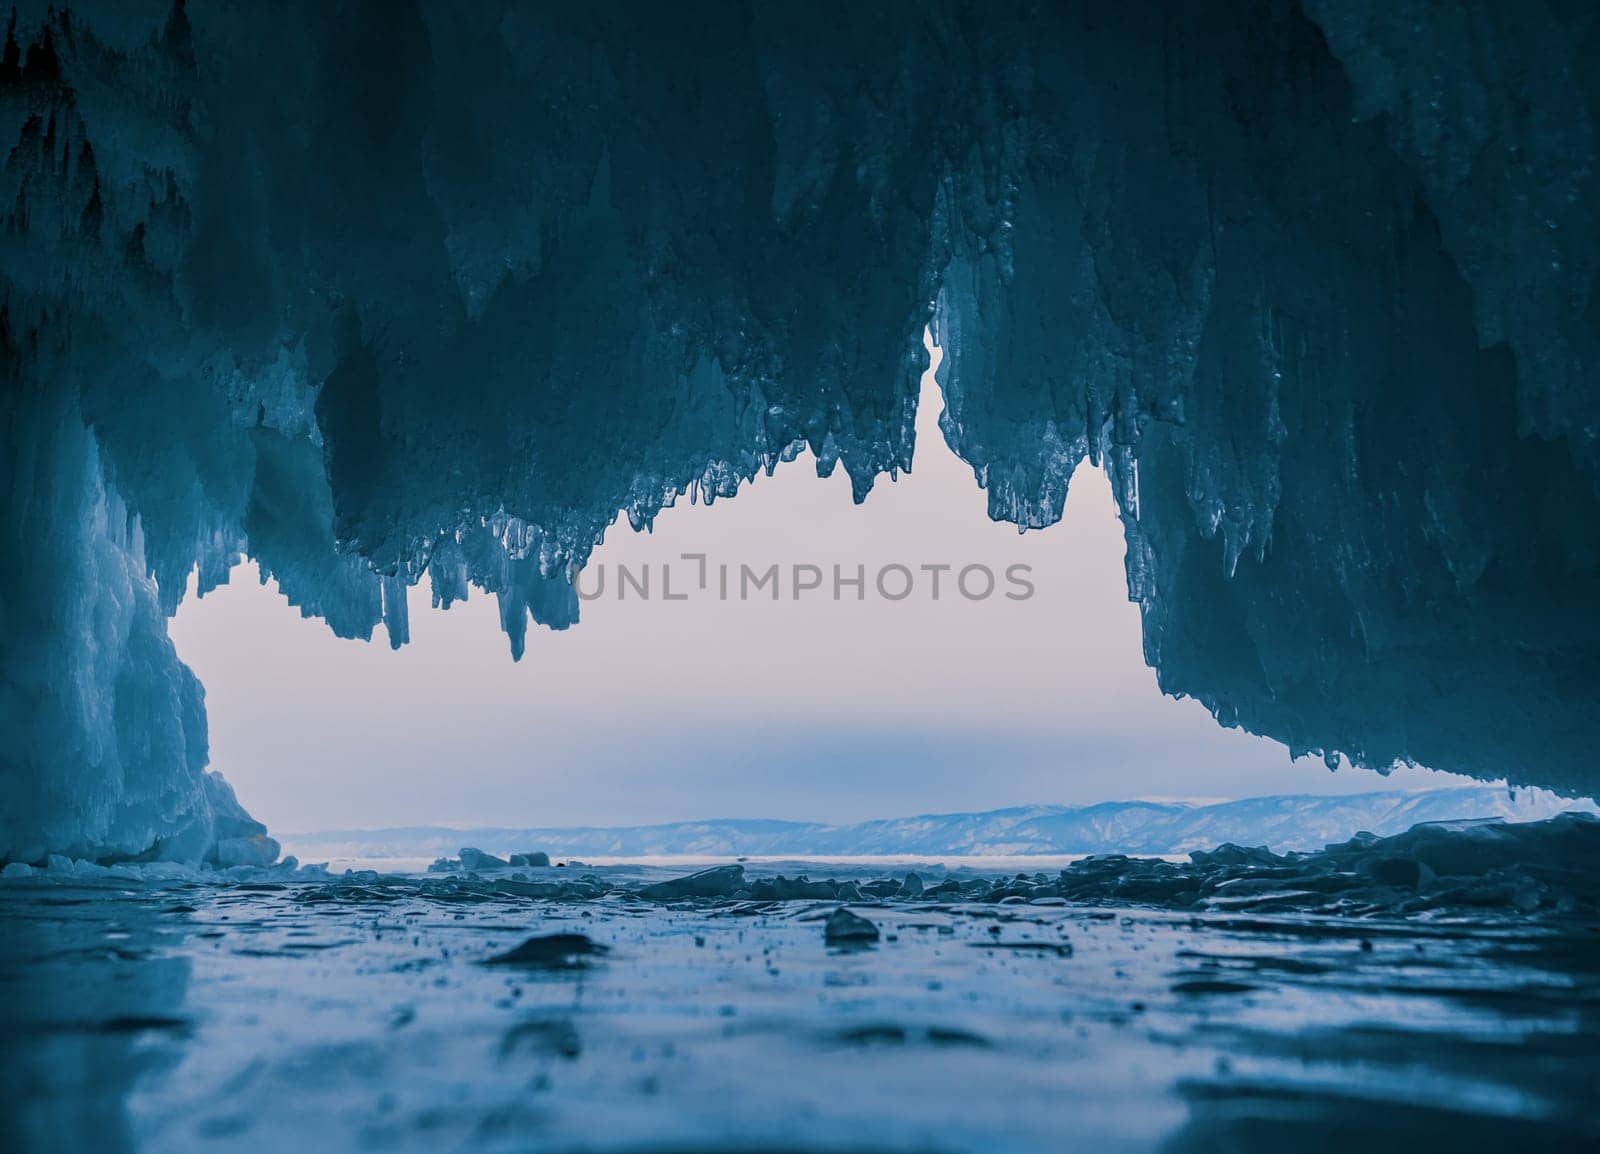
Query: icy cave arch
[{"left": 2, "top": 0, "right": 1599, "bottom": 862}]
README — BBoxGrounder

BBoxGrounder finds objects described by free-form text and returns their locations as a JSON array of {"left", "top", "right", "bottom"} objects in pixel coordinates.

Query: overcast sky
[{"left": 171, "top": 346, "right": 1487, "bottom": 833}]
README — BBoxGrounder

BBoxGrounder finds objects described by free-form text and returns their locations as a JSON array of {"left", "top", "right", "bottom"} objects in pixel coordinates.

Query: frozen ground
[{"left": 3, "top": 819, "right": 1599, "bottom": 1154}]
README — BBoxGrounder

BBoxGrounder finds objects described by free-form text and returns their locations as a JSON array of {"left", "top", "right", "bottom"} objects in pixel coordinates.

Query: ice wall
[
  {"left": 1, "top": 1, "right": 1597, "bottom": 861},
  {"left": 0, "top": 381, "right": 275, "bottom": 864}
]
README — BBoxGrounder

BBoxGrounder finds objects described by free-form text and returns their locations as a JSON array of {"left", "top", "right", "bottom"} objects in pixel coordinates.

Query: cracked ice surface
[
  {"left": 3, "top": 1, "right": 1600, "bottom": 859},
  {"left": 2, "top": 832, "right": 1598, "bottom": 1153}
]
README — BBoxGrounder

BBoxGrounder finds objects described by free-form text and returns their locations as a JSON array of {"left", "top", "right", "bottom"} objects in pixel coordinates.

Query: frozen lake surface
[{"left": 3, "top": 848, "right": 1598, "bottom": 1154}]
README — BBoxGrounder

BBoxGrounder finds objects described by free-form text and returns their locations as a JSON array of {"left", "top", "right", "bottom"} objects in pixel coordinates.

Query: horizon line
[{"left": 277, "top": 782, "right": 1550, "bottom": 838}]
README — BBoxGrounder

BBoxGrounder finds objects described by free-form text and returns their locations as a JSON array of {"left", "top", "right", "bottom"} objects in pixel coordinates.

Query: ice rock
[
  {"left": 212, "top": 835, "right": 282, "bottom": 869},
  {"left": 638, "top": 864, "right": 745, "bottom": 902},
  {"left": 750, "top": 876, "right": 836, "bottom": 901},
  {"left": 458, "top": 848, "right": 510, "bottom": 872},
  {"left": 483, "top": 933, "right": 608, "bottom": 970},
  {"left": 825, "top": 908, "right": 881, "bottom": 944}
]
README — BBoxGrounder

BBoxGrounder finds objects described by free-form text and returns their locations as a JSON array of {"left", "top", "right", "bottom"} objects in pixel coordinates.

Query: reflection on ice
[
  {"left": 2, "top": 824, "right": 1597, "bottom": 1153},
  {"left": 0, "top": 890, "right": 191, "bottom": 1154}
]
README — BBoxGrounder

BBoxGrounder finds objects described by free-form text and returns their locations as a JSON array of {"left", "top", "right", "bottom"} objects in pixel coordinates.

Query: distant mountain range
[{"left": 282, "top": 787, "right": 1597, "bottom": 861}]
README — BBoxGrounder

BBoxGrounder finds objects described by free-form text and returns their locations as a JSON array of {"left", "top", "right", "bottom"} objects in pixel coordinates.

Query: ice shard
[{"left": 2, "top": 0, "right": 1598, "bottom": 860}]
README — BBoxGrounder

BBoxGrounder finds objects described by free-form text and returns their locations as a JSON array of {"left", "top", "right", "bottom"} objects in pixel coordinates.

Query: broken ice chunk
[
  {"left": 637, "top": 864, "right": 745, "bottom": 901},
  {"left": 825, "top": 908, "right": 880, "bottom": 944},
  {"left": 483, "top": 933, "right": 608, "bottom": 969},
  {"left": 459, "top": 848, "right": 510, "bottom": 871},
  {"left": 749, "top": 875, "right": 835, "bottom": 900},
  {"left": 212, "top": 834, "right": 281, "bottom": 868}
]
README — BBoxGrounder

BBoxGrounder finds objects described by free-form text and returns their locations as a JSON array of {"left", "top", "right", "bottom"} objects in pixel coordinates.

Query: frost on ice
[{"left": 2, "top": 1, "right": 1599, "bottom": 860}]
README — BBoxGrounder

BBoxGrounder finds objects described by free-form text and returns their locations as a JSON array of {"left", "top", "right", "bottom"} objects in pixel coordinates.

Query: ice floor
[{"left": 3, "top": 859, "right": 1598, "bottom": 1154}]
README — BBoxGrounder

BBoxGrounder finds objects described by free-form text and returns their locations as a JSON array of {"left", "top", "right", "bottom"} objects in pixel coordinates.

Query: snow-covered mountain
[{"left": 284, "top": 788, "right": 1597, "bottom": 862}]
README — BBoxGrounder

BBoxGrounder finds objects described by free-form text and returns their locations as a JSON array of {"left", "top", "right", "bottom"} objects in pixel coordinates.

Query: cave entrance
[{"left": 166, "top": 338, "right": 1477, "bottom": 865}]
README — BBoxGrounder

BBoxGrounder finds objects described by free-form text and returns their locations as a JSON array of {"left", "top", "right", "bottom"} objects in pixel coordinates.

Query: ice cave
[{"left": 2, "top": 3, "right": 1598, "bottom": 1153}]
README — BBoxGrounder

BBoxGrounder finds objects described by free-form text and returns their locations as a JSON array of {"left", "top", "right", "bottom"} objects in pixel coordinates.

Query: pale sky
[{"left": 170, "top": 345, "right": 1485, "bottom": 833}]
